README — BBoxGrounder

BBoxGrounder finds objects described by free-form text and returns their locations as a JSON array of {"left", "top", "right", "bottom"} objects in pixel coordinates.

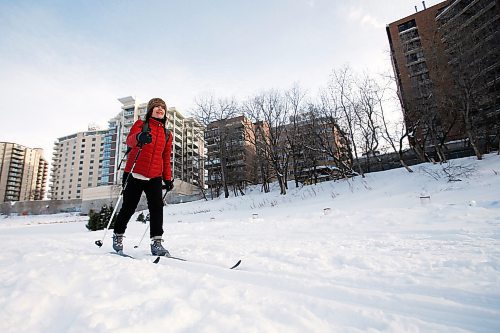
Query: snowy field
[{"left": 1, "top": 154, "right": 499, "bottom": 333}]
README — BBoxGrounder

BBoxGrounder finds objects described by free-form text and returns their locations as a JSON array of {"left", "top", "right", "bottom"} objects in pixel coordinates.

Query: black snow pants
[{"left": 113, "top": 173, "right": 164, "bottom": 238}]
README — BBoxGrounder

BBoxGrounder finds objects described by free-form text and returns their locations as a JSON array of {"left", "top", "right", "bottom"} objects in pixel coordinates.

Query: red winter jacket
[{"left": 124, "top": 118, "right": 173, "bottom": 180}]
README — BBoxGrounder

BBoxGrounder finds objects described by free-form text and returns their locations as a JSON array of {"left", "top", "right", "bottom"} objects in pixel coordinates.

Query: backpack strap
[{"left": 142, "top": 118, "right": 150, "bottom": 133}]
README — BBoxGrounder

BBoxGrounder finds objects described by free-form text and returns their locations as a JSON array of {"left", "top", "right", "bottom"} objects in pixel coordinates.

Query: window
[
  {"left": 398, "top": 19, "right": 416, "bottom": 32},
  {"left": 405, "top": 40, "right": 422, "bottom": 53},
  {"left": 400, "top": 29, "right": 419, "bottom": 42},
  {"left": 409, "top": 62, "right": 428, "bottom": 74},
  {"left": 406, "top": 51, "right": 424, "bottom": 64}
]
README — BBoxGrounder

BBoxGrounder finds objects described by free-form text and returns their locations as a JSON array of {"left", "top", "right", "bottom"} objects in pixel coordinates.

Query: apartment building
[
  {"left": 386, "top": 1, "right": 457, "bottom": 142},
  {"left": 284, "top": 117, "right": 351, "bottom": 183},
  {"left": 101, "top": 96, "right": 205, "bottom": 187},
  {"left": 436, "top": 0, "right": 499, "bottom": 132},
  {"left": 100, "top": 96, "right": 145, "bottom": 186},
  {"left": 183, "top": 117, "right": 205, "bottom": 188},
  {"left": 205, "top": 116, "right": 257, "bottom": 192},
  {"left": 205, "top": 114, "right": 351, "bottom": 192},
  {"left": 0, "top": 142, "right": 48, "bottom": 202},
  {"left": 49, "top": 127, "right": 108, "bottom": 200},
  {"left": 387, "top": 0, "right": 499, "bottom": 153}
]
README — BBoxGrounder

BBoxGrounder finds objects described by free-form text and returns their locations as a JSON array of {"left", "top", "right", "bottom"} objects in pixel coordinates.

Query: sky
[
  {"left": 0, "top": 0, "right": 444, "bottom": 163},
  {"left": 1, "top": 153, "right": 499, "bottom": 332}
]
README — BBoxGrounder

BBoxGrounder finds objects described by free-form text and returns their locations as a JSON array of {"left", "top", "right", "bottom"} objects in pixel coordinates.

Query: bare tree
[
  {"left": 244, "top": 90, "right": 290, "bottom": 195},
  {"left": 253, "top": 121, "right": 273, "bottom": 193},
  {"left": 328, "top": 66, "right": 366, "bottom": 177},
  {"left": 284, "top": 84, "right": 309, "bottom": 187},
  {"left": 192, "top": 95, "right": 238, "bottom": 198},
  {"left": 439, "top": 35, "right": 488, "bottom": 160},
  {"left": 306, "top": 91, "right": 354, "bottom": 179},
  {"left": 355, "top": 74, "right": 383, "bottom": 172},
  {"left": 376, "top": 74, "right": 414, "bottom": 172}
]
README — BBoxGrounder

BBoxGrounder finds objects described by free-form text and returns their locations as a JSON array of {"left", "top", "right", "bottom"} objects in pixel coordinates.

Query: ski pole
[
  {"left": 162, "top": 189, "right": 168, "bottom": 205},
  {"left": 116, "top": 147, "right": 131, "bottom": 171},
  {"left": 134, "top": 223, "right": 150, "bottom": 248},
  {"left": 95, "top": 145, "right": 144, "bottom": 247}
]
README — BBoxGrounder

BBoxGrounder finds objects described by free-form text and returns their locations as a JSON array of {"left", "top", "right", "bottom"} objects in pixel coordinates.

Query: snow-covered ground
[{"left": 1, "top": 154, "right": 499, "bottom": 333}]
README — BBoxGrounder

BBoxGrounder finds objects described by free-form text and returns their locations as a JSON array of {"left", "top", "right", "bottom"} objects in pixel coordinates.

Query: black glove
[
  {"left": 136, "top": 132, "right": 152, "bottom": 145},
  {"left": 162, "top": 179, "right": 174, "bottom": 192}
]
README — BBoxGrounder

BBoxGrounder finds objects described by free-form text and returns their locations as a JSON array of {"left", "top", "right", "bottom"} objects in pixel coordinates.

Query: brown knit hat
[{"left": 147, "top": 98, "right": 167, "bottom": 114}]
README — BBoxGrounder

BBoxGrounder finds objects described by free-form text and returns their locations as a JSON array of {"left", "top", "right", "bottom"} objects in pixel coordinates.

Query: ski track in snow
[{"left": 1, "top": 154, "right": 500, "bottom": 332}]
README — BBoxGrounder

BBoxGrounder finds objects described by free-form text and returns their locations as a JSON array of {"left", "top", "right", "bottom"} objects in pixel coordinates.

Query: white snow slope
[{"left": 1, "top": 154, "right": 499, "bottom": 333}]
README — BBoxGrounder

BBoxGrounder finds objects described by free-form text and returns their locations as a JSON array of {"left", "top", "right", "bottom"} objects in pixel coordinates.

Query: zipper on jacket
[{"left": 146, "top": 121, "right": 164, "bottom": 177}]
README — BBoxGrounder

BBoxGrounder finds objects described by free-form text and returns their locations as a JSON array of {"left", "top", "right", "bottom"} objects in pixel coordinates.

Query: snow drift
[{"left": 1, "top": 154, "right": 499, "bottom": 333}]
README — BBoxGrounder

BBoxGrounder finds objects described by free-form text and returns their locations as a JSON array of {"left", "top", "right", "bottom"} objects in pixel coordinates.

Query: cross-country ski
[{"left": 109, "top": 251, "right": 242, "bottom": 269}]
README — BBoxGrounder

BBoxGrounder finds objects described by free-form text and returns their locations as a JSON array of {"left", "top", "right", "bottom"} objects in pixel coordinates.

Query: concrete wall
[
  {"left": 80, "top": 180, "right": 203, "bottom": 214},
  {"left": 0, "top": 199, "right": 82, "bottom": 216},
  {"left": 0, "top": 179, "right": 204, "bottom": 216}
]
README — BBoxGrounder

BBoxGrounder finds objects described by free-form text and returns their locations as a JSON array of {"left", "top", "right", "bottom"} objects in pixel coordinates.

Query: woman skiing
[{"left": 112, "top": 97, "right": 174, "bottom": 256}]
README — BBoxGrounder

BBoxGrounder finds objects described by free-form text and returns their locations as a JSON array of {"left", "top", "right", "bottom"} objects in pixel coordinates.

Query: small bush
[
  {"left": 86, "top": 205, "right": 117, "bottom": 231},
  {"left": 137, "top": 212, "right": 146, "bottom": 223}
]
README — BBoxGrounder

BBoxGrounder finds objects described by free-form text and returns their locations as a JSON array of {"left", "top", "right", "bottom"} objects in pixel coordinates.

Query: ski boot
[
  {"left": 112, "top": 233, "right": 124, "bottom": 253},
  {"left": 151, "top": 236, "right": 170, "bottom": 256}
]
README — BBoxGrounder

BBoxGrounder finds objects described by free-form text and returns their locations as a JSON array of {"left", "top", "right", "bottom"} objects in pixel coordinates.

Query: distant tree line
[{"left": 191, "top": 64, "right": 498, "bottom": 197}]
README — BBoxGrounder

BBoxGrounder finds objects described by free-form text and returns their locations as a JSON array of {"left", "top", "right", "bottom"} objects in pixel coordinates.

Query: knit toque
[{"left": 147, "top": 98, "right": 167, "bottom": 114}]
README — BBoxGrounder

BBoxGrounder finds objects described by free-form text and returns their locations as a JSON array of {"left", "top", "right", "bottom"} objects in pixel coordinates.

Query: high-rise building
[
  {"left": 205, "top": 114, "right": 350, "bottom": 191},
  {"left": 436, "top": 0, "right": 499, "bottom": 132},
  {"left": 283, "top": 116, "right": 351, "bottom": 183},
  {"left": 49, "top": 127, "right": 108, "bottom": 200},
  {"left": 50, "top": 96, "right": 205, "bottom": 205},
  {"left": 387, "top": 0, "right": 499, "bottom": 152},
  {"left": 99, "top": 96, "right": 142, "bottom": 186},
  {"left": 386, "top": 1, "right": 455, "bottom": 142},
  {"left": 182, "top": 117, "right": 205, "bottom": 188},
  {"left": 0, "top": 142, "right": 48, "bottom": 202},
  {"left": 205, "top": 116, "right": 258, "bottom": 192}
]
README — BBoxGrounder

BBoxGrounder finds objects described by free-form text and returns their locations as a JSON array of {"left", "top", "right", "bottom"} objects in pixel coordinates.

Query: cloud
[
  {"left": 305, "top": 0, "right": 316, "bottom": 7},
  {"left": 347, "top": 6, "right": 386, "bottom": 29}
]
